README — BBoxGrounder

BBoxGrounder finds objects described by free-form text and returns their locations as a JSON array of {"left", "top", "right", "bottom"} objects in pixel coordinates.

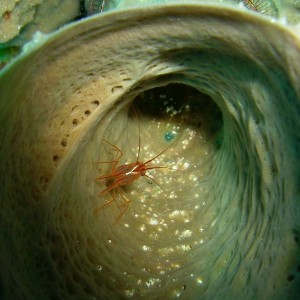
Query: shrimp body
[
  {"left": 97, "top": 161, "right": 146, "bottom": 193},
  {"left": 95, "top": 139, "right": 170, "bottom": 223},
  {"left": 115, "top": 162, "right": 146, "bottom": 182},
  {"left": 97, "top": 142, "right": 167, "bottom": 194}
]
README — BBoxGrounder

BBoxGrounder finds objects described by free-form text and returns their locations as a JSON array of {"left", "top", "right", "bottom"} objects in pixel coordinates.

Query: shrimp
[{"left": 94, "top": 106, "right": 172, "bottom": 224}]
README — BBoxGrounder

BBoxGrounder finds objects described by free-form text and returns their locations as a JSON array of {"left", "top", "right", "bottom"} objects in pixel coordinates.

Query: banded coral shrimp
[{"left": 94, "top": 104, "right": 175, "bottom": 224}]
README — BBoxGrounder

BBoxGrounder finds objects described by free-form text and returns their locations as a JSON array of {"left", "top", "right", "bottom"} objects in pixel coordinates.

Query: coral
[{"left": 0, "top": 0, "right": 80, "bottom": 45}]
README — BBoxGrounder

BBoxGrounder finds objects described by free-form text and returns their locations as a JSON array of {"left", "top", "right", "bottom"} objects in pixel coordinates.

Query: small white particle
[
  {"left": 142, "top": 245, "right": 151, "bottom": 251},
  {"left": 159, "top": 247, "right": 174, "bottom": 255},
  {"left": 177, "top": 244, "right": 192, "bottom": 252},
  {"left": 124, "top": 288, "right": 135, "bottom": 297},
  {"left": 179, "top": 230, "right": 192, "bottom": 239},
  {"left": 171, "top": 263, "right": 181, "bottom": 270},
  {"left": 169, "top": 210, "right": 187, "bottom": 219},
  {"left": 96, "top": 265, "right": 103, "bottom": 271},
  {"left": 173, "top": 289, "right": 182, "bottom": 298},
  {"left": 184, "top": 162, "right": 190, "bottom": 169},
  {"left": 196, "top": 277, "right": 204, "bottom": 285},
  {"left": 145, "top": 277, "right": 161, "bottom": 288},
  {"left": 149, "top": 233, "right": 159, "bottom": 240},
  {"left": 149, "top": 217, "right": 159, "bottom": 225}
]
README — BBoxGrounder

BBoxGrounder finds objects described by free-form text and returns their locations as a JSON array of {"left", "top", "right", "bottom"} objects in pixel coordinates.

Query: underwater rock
[
  {"left": 0, "top": 0, "right": 80, "bottom": 44},
  {"left": 0, "top": 4, "right": 299, "bottom": 300},
  {"left": 0, "top": 0, "right": 41, "bottom": 43}
]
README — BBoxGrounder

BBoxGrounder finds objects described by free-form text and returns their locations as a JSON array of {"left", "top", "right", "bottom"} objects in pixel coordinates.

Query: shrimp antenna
[
  {"left": 130, "top": 105, "right": 142, "bottom": 163},
  {"left": 144, "top": 142, "right": 174, "bottom": 165}
]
